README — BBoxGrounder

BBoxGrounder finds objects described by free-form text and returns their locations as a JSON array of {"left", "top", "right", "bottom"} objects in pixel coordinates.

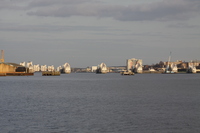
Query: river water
[{"left": 0, "top": 73, "right": 200, "bottom": 133}]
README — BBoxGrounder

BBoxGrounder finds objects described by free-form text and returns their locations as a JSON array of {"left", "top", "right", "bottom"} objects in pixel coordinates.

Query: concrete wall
[{"left": 0, "top": 63, "right": 16, "bottom": 72}]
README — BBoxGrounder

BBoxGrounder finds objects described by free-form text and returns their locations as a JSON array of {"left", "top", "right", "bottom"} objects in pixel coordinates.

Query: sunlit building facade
[{"left": 126, "top": 58, "right": 143, "bottom": 73}]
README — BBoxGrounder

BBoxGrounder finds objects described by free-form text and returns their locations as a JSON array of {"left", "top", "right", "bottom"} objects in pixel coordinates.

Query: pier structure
[
  {"left": 96, "top": 63, "right": 108, "bottom": 74},
  {"left": 61, "top": 63, "right": 71, "bottom": 74},
  {"left": 57, "top": 66, "right": 62, "bottom": 72},
  {"left": 127, "top": 58, "right": 143, "bottom": 73},
  {"left": 42, "top": 71, "right": 60, "bottom": 76},
  {"left": 187, "top": 64, "right": 197, "bottom": 73}
]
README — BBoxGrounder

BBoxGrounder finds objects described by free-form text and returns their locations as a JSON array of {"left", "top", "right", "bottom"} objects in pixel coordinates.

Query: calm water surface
[{"left": 0, "top": 73, "right": 200, "bottom": 133}]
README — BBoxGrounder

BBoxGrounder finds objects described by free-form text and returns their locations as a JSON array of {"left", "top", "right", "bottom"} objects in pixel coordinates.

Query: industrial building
[{"left": 0, "top": 50, "right": 33, "bottom": 76}]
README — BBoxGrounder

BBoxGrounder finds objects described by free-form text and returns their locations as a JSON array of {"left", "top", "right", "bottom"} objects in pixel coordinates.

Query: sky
[{"left": 0, "top": 0, "right": 200, "bottom": 68}]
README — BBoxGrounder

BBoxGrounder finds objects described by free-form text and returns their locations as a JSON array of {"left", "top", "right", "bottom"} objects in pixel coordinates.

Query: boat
[
  {"left": 42, "top": 71, "right": 60, "bottom": 76},
  {"left": 121, "top": 71, "right": 134, "bottom": 75}
]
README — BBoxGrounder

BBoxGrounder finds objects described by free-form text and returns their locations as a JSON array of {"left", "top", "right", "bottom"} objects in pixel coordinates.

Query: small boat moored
[
  {"left": 121, "top": 71, "right": 134, "bottom": 75},
  {"left": 42, "top": 71, "right": 60, "bottom": 76}
]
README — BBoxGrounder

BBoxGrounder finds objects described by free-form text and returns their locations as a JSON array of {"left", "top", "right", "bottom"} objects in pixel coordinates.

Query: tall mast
[
  {"left": 165, "top": 52, "right": 171, "bottom": 72},
  {"left": 168, "top": 52, "right": 171, "bottom": 63}
]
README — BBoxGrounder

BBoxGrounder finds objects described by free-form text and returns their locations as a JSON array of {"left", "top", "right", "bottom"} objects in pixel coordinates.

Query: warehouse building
[{"left": 0, "top": 50, "right": 33, "bottom": 76}]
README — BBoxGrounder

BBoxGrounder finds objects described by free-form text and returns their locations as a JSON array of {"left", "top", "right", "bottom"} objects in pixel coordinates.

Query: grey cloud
[
  {"left": 0, "top": 23, "right": 110, "bottom": 32},
  {"left": 1, "top": 0, "right": 200, "bottom": 21},
  {"left": 0, "top": 0, "right": 28, "bottom": 10},
  {"left": 26, "top": 0, "right": 200, "bottom": 21},
  {"left": 0, "top": 1, "right": 16, "bottom": 10},
  {"left": 168, "top": 23, "right": 200, "bottom": 28},
  {"left": 28, "top": 0, "right": 95, "bottom": 7}
]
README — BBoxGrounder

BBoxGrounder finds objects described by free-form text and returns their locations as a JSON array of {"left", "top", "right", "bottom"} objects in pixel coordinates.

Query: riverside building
[{"left": 127, "top": 58, "right": 143, "bottom": 73}]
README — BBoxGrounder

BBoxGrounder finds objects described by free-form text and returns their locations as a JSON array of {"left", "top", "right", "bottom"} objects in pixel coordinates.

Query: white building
[
  {"left": 20, "top": 62, "right": 26, "bottom": 67},
  {"left": 41, "top": 65, "right": 47, "bottom": 71},
  {"left": 57, "top": 66, "right": 62, "bottom": 72},
  {"left": 127, "top": 58, "right": 143, "bottom": 73},
  {"left": 171, "top": 64, "right": 178, "bottom": 73},
  {"left": 62, "top": 63, "right": 71, "bottom": 74},
  {"left": 26, "top": 61, "right": 33, "bottom": 68},
  {"left": 33, "top": 64, "right": 40, "bottom": 72},
  {"left": 187, "top": 63, "right": 197, "bottom": 73},
  {"left": 48, "top": 65, "right": 54, "bottom": 71},
  {"left": 91, "top": 66, "right": 98, "bottom": 72},
  {"left": 26, "top": 61, "right": 34, "bottom": 73},
  {"left": 96, "top": 63, "right": 108, "bottom": 74}
]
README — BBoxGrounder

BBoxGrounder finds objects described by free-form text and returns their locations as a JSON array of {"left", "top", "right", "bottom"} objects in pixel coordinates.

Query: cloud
[
  {"left": 0, "top": 0, "right": 27, "bottom": 10},
  {"left": 1, "top": 0, "right": 200, "bottom": 21},
  {"left": 0, "top": 23, "right": 108, "bottom": 32},
  {"left": 168, "top": 23, "right": 200, "bottom": 28},
  {"left": 26, "top": 0, "right": 200, "bottom": 21},
  {"left": 0, "top": 0, "right": 16, "bottom": 10},
  {"left": 114, "top": 1, "right": 199, "bottom": 21},
  {"left": 28, "top": 0, "right": 95, "bottom": 7}
]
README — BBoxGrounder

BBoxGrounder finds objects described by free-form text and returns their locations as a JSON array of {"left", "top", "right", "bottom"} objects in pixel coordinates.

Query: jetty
[
  {"left": 42, "top": 71, "right": 60, "bottom": 76},
  {"left": 96, "top": 63, "right": 108, "bottom": 74},
  {"left": 121, "top": 71, "right": 134, "bottom": 75},
  {"left": 0, "top": 72, "right": 34, "bottom": 76}
]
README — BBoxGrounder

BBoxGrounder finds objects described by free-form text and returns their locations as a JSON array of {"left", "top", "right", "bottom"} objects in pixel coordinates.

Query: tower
[{"left": 0, "top": 50, "right": 4, "bottom": 62}]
